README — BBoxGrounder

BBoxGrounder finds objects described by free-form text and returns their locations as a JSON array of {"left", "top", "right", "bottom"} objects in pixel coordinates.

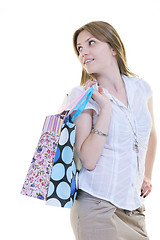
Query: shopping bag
[
  {"left": 46, "top": 87, "right": 94, "bottom": 208},
  {"left": 21, "top": 86, "right": 94, "bottom": 203},
  {"left": 46, "top": 116, "right": 78, "bottom": 208},
  {"left": 20, "top": 113, "right": 67, "bottom": 200}
]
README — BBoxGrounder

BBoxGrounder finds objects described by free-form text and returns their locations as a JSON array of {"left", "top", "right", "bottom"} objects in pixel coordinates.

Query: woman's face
[{"left": 76, "top": 30, "right": 116, "bottom": 75}]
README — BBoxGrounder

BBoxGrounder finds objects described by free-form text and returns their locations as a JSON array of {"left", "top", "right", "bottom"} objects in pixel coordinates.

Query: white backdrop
[{"left": 0, "top": 0, "right": 159, "bottom": 239}]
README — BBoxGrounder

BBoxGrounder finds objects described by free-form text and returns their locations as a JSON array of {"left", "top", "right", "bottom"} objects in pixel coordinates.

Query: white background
[{"left": 0, "top": 0, "right": 159, "bottom": 239}]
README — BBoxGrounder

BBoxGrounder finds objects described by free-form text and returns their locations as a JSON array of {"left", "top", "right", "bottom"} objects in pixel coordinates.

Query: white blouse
[{"left": 67, "top": 75, "right": 153, "bottom": 211}]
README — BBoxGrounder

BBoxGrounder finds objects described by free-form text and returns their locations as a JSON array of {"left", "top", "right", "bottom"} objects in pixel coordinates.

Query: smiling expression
[{"left": 76, "top": 30, "right": 117, "bottom": 76}]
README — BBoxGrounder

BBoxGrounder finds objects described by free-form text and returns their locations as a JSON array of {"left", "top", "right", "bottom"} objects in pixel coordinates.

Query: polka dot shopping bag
[{"left": 21, "top": 86, "right": 94, "bottom": 208}]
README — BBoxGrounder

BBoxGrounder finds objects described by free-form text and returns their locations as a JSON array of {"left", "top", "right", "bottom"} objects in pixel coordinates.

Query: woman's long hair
[{"left": 73, "top": 21, "right": 137, "bottom": 85}]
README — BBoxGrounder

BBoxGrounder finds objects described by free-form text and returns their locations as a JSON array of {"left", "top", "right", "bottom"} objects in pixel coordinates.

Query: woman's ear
[{"left": 111, "top": 48, "right": 117, "bottom": 56}]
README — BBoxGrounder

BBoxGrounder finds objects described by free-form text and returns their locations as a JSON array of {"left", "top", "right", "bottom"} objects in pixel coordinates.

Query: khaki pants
[{"left": 70, "top": 190, "right": 149, "bottom": 240}]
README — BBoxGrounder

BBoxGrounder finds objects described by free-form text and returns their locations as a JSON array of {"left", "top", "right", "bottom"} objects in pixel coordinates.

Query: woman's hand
[
  {"left": 140, "top": 176, "right": 152, "bottom": 198},
  {"left": 84, "top": 79, "right": 111, "bottom": 110}
]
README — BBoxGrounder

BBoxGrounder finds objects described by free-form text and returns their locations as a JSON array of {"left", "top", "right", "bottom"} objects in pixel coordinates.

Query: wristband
[{"left": 91, "top": 128, "right": 108, "bottom": 137}]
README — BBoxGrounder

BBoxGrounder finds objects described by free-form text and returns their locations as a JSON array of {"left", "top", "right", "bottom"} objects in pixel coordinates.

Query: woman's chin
[{"left": 85, "top": 69, "right": 95, "bottom": 75}]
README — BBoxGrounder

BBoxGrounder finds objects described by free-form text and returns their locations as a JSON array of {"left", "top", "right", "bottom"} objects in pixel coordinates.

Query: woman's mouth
[{"left": 84, "top": 59, "right": 95, "bottom": 65}]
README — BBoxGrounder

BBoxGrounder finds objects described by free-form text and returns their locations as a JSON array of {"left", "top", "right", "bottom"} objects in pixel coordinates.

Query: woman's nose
[
  {"left": 81, "top": 53, "right": 87, "bottom": 58},
  {"left": 79, "top": 47, "right": 89, "bottom": 58}
]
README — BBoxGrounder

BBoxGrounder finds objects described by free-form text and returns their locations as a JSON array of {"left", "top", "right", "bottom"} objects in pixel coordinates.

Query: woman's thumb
[{"left": 98, "top": 85, "right": 104, "bottom": 94}]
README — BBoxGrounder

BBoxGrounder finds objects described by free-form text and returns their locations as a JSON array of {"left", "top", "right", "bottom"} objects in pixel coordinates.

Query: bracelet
[{"left": 91, "top": 128, "right": 108, "bottom": 137}]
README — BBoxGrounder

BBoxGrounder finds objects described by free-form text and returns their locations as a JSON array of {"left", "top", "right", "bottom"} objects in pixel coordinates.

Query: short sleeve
[
  {"left": 138, "top": 78, "right": 153, "bottom": 101},
  {"left": 66, "top": 85, "right": 100, "bottom": 115}
]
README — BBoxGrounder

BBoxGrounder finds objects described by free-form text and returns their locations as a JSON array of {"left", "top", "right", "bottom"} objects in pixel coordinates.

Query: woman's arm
[
  {"left": 72, "top": 84, "right": 112, "bottom": 171},
  {"left": 141, "top": 96, "right": 157, "bottom": 197}
]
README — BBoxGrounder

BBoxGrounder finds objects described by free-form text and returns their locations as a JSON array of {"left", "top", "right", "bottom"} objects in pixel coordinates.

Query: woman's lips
[{"left": 84, "top": 58, "right": 95, "bottom": 65}]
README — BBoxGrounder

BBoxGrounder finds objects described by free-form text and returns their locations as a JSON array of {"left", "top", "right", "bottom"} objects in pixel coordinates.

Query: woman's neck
[{"left": 96, "top": 70, "right": 124, "bottom": 93}]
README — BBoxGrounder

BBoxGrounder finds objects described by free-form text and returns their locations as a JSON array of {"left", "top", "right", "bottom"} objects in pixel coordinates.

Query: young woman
[{"left": 67, "top": 21, "right": 157, "bottom": 240}]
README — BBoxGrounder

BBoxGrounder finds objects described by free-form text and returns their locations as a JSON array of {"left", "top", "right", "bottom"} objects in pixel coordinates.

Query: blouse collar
[{"left": 95, "top": 74, "right": 134, "bottom": 110}]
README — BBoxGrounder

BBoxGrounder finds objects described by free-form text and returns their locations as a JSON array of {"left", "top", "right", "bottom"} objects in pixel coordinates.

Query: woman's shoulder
[
  {"left": 68, "top": 85, "right": 85, "bottom": 98},
  {"left": 125, "top": 75, "right": 153, "bottom": 100},
  {"left": 67, "top": 85, "right": 85, "bottom": 105}
]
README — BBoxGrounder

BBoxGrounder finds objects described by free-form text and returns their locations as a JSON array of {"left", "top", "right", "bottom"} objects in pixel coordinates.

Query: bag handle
[
  {"left": 60, "top": 86, "right": 94, "bottom": 122},
  {"left": 70, "top": 87, "right": 94, "bottom": 121},
  {"left": 60, "top": 87, "right": 90, "bottom": 114}
]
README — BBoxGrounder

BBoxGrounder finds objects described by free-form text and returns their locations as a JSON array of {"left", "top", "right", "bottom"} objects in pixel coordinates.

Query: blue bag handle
[{"left": 69, "top": 86, "right": 94, "bottom": 122}]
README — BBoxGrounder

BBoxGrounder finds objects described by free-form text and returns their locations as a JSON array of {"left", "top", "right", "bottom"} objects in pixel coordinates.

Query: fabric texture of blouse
[{"left": 67, "top": 75, "right": 153, "bottom": 211}]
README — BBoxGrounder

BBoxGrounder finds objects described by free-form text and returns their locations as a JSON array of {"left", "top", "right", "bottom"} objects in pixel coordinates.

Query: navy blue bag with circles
[{"left": 46, "top": 86, "right": 94, "bottom": 208}]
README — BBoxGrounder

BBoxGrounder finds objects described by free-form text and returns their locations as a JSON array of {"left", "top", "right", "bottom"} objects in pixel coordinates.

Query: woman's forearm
[{"left": 79, "top": 106, "right": 112, "bottom": 170}]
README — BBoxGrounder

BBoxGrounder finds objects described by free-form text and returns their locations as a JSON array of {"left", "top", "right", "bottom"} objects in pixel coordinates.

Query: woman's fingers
[
  {"left": 84, "top": 79, "right": 96, "bottom": 90},
  {"left": 84, "top": 81, "right": 111, "bottom": 109},
  {"left": 141, "top": 176, "right": 152, "bottom": 198},
  {"left": 98, "top": 85, "right": 104, "bottom": 94}
]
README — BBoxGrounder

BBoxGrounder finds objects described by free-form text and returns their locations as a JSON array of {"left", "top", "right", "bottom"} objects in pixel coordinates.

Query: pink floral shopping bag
[{"left": 21, "top": 113, "right": 67, "bottom": 200}]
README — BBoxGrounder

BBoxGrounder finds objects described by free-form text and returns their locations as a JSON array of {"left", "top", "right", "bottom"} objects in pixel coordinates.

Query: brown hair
[{"left": 73, "top": 21, "right": 137, "bottom": 85}]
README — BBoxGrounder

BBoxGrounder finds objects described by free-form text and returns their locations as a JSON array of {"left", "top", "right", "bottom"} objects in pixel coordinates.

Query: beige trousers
[{"left": 70, "top": 190, "right": 149, "bottom": 240}]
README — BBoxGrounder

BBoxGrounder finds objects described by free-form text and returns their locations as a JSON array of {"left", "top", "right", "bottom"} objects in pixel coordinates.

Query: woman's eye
[
  {"left": 77, "top": 40, "right": 95, "bottom": 53},
  {"left": 89, "top": 40, "right": 95, "bottom": 46},
  {"left": 77, "top": 46, "right": 82, "bottom": 52}
]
